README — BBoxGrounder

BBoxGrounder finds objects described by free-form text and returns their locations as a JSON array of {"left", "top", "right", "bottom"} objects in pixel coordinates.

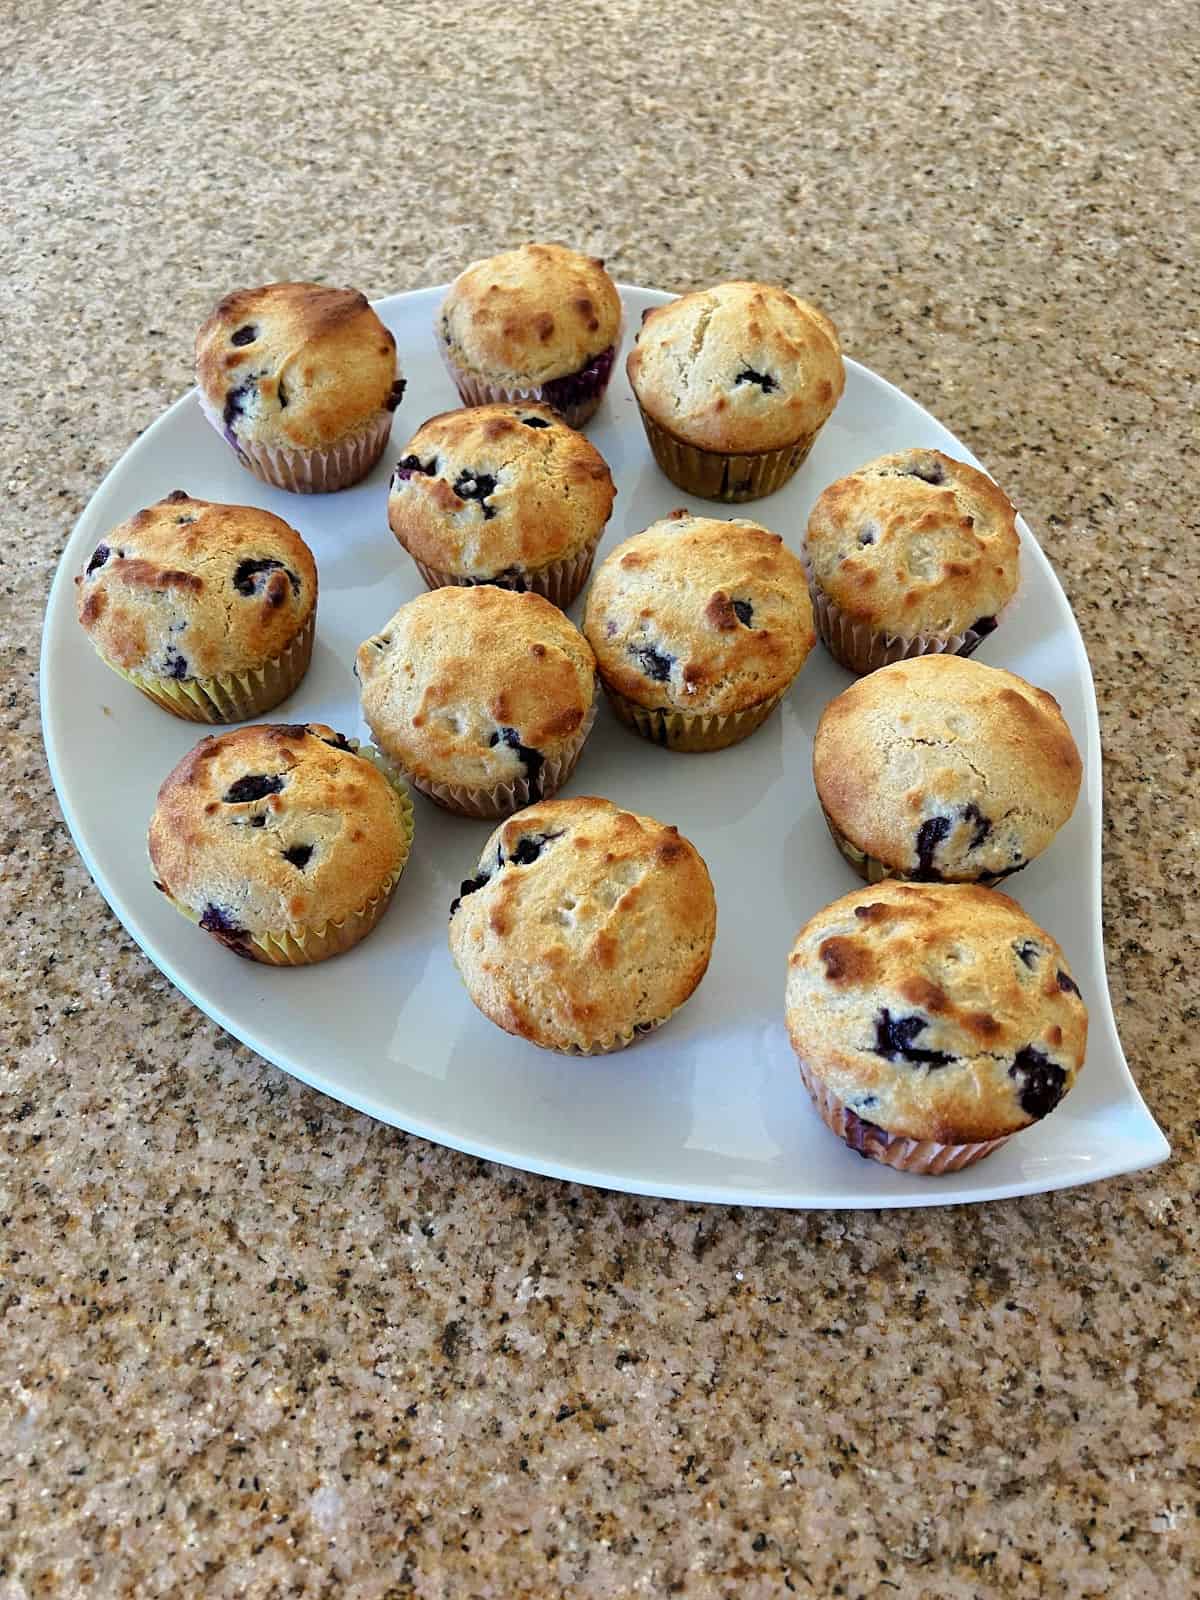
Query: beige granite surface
[{"left": 3, "top": 0, "right": 1198, "bottom": 1593}]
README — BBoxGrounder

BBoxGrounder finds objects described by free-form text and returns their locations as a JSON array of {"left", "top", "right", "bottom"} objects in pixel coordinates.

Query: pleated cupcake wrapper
[
  {"left": 371, "top": 695, "right": 598, "bottom": 820},
  {"left": 820, "top": 806, "right": 1017, "bottom": 888},
  {"left": 198, "top": 392, "right": 393, "bottom": 493},
  {"left": 111, "top": 611, "right": 315, "bottom": 724},
  {"left": 409, "top": 534, "right": 600, "bottom": 612},
  {"left": 602, "top": 681, "right": 786, "bottom": 752},
  {"left": 435, "top": 324, "right": 621, "bottom": 430},
  {"left": 559, "top": 1013, "right": 670, "bottom": 1057},
  {"left": 633, "top": 402, "right": 818, "bottom": 503},
  {"left": 796, "top": 1056, "right": 1010, "bottom": 1175}
]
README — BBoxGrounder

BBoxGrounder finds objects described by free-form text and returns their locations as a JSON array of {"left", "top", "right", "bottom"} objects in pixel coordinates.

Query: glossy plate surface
[{"left": 41, "top": 285, "right": 1169, "bottom": 1207}]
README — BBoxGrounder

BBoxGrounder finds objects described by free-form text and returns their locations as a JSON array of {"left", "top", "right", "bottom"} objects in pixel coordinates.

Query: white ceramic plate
[{"left": 41, "top": 284, "right": 1169, "bottom": 1208}]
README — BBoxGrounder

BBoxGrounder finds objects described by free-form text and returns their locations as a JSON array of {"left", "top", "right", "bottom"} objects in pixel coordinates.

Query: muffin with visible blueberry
[
  {"left": 148, "top": 722, "right": 414, "bottom": 965},
  {"left": 814, "top": 655, "right": 1083, "bottom": 885},
  {"left": 436, "top": 244, "right": 622, "bottom": 429},
  {"left": 75, "top": 491, "right": 317, "bottom": 721},
  {"left": 582, "top": 509, "right": 815, "bottom": 751},
  {"left": 387, "top": 402, "right": 616, "bottom": 607},
  {"left": 786, "top": 880, "right": 1087, "bottom": 1174},
  {"left": 448, "top": 796, "right": 716, "bottom": 1054},
  {"left": 357, "top": 585, "right": 598, "bottom": 818},
  {"left": 195, "top": 282, "right": 403, "bottom": 492},
  {"left": 803, "top": 448, "right": 1020, "bottom": 675},
  {"left": 626, "top": 281, "right": 844, "bottom": 502}
]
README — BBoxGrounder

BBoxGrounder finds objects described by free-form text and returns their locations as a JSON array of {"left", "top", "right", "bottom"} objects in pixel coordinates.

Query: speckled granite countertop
[{"left": 3, "top": 1, "right": 1197, "bottom": 1594}]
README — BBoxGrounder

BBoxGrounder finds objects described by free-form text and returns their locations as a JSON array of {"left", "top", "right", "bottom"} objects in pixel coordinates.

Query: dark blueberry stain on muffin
[
  {"left": 230, "top": 325, "right": 257, "bottom": 347},
  {"left": 971, "top": 615, "right": 998, "bottom": 638},
  {"left": 315, "top": 729, "right": 356, "bottom": 753},
  {"left": 393, "top": 454, "right": 438, "bottom": 483},
  {"left": 199, "top": 904, "right": 249, "bottom": 952},
  {"left": 506, "top": 830, "right": 564, "bottom": 867},
  {"left": 453, "top": 469, "right": 498, "bottom": 519},
  {"left": 223, "top": 377, "right": 256, "bottom": 437},
  {"left": 632, "top": 643, "right": 674, "bottom": 682},
  {"left": 164, "top": 490, "right": 190, "bottom": 504},
  {"left": 902, "top": 458, "right": 945, "bottom": 486},
  {"left": 962, "top": 802, "right": 992, "bottom": 851},
  {"left": 281, "top": 844, "right": 313, "bottom": 870},
  {"left": 224, "top": 773, "right": 285, "bottom": 804},
  {"left": 732, "top": 599, "right": 754, "bottom": 627},
  {"left": 277, "top": 378, "right": 289, "bottom": 409},
  {"left": 1009, "top": 1044, "right": 1067, "bottom": 1119},
  {"left": 162, "top": 646, "right": 188, "bottom": 680},
  {"left": 386, "top": 378, "right": 407, "bottom": 412},
  {"left": 842, "top": 1106, "right": 888, "bottom": 1156},
  {"left": 873, "top": 1008, "right": 955, "bottom": 1068},
  {"left": 450, "top": 868, "right": 491, "bottom": 917},
  {"left": 85, "top": 544, "right": 110, "bottom": 576},
  {"left": 542, "top": 344, "right": 615, "bottom": 411},
  {"left": 858, "top": 525, "right": 876, "bottom": 546},
  {"left": 1015, "top": 940, "right": 1042, "bottom": 969},
  {"left": 491, "top": 565, "right": 529, "bottom": 592},
  {"left": 521, "top": 415, "right": 552, "bottom": 428},
  {"left": 914, "top": 815, "right": 952, "bottom": 878},
  {"left": 249, "top": 815, "right": 266, "bottom": 828},
  {"left": 490, "top": 727, "right": 546, "bottom": 796},
  {"left": 1056, "top": 970, "right": 1080, "bottom": 995},
  {"left": 735, "top": 368, "right": 779, "bottom": 394},
  {"left": 234, "top": 557, "right": 289, "bottom": 597}
]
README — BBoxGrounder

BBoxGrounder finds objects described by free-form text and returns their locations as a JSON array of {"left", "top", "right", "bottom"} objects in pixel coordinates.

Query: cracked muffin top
[
  {"left": 357, "top": 586, "right": 597, "bottom": 791},
  {"left": 626, "top": 281, "right": 844, "bottom": 453},
  {"left": 148, "top": 722, "right": 410, "bottom": 944},
  {"left": 195, "top": 282, "right": 402, "bottom": 452},
  {"left": 387, "top": 403, "right": 616, "bottom": 580},
  {"left": 438, "top": 243, "right": 622, "bottom": 386},
  {"left": 814, "top": 655, "right": 1082, "bottom": 882},
  {"left": 804, "top": 448, "right": 1020, "bottom": 640},
  {"left": 583, "top": 510, "right": 815, "bottom": 716},
  {"left": 76, "top": 491, "right": 317, "bottom": 682},
  {"left": 448, "top": 796, "right": 716, "bottom": 1052},
  {"left": 786, "top": 880, "right": 1087, "bottom": 1144}
]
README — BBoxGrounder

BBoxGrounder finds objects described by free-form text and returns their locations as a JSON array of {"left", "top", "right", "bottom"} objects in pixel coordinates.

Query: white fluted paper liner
[
  {"left": 796, "top": 1056, "right": 1010, "bottom": 1174},
  {"left": 602, "top": 683, "right": 786, "bottom": 752},
  {"left": 410, "top": 535, "right": 600, "bottom": 612},
  {"left": 198, "top": 392, "right": 393, "bottom": 493},
  {"left": 434, "top": 322, "right": 622, "bottom": 431}
]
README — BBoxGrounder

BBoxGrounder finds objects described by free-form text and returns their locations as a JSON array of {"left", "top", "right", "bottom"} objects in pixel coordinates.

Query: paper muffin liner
[
  {"left": 435, "top": 327, "right": 619, "bottom": 429},
  {"left": 795, "top": 1056, "right": 1010, "bottom": 1174},
  {"left": 633, "top": 401, "right": 819, "bottom": 503},
  {"left": 159, "top": 773, "right": 414, "bottom": 967},
  {"left": 110, "top": 611, "right": 315, "bottom": 723},
  {"left": 408, "top": 533, "right": 600, "bottom": 612},
  {"left": 371, "top": 695, "right": 598, "bottom": 820},
  {"left": 559, "top": 1013, "right": 670, "bottom": 1056},
  {"left": 199, "top": 392, "right": 393, "bottom": 493},
  {"left": 601, "top": 681, "right": 786, "bottom": 752},
  {"left": 820, "top": 806, "right": 1024, "bottom": 888}
]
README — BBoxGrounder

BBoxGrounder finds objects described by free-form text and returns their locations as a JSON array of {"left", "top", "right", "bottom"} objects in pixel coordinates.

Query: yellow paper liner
[
  {"left": 408, "top": 533, "right": 600, "bottom": 612},
  {"left": 111, "top": 610, "right": 316, "bottom": 723},
  {"left": 435, "top": 322, "right": 621, "bottom": 430},
  {"left": 633, "top": 401, "right": 818, "bottom": 503},
  {"left": 601, "top": 681, "right": 786, "bottom": 752},
  {"left": 820, "top": 806, "right": 1021, "bottom": 888},
  {"left": 199, "top": 393, "right": 393, "bottom": 493}
]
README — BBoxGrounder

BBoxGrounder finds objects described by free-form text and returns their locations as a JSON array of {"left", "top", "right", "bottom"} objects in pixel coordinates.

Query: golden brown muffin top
[
  {"left": 814, "top": 655, "right": 1082, "bottom": 881},
  {"left": 626, "top": 281, "right": 844, "bottom": 453},
  {"left": 448, "top": 796, "right": 716, "bottom": 1052},
  {"left": 438, "top": 244, "right": 622, "bottom": 384},
  {"left": 786, "top": 880, "right": 1087, "bottom": 1143},
  {"left": 804, "top": 449, "right": 1020, "bottom": 640},
  {"left": 75, "top": 491, "right": 316, "bottom": 681},
  {"left": 386, "top": 403, "right": 616, "bottom": 579},
  {"left": 583, "top": 510, "right": 815, "bottom": 717},
  {"left": 195, "top": 282, "right": 400, "bottom": 451},
  {"left": 357, "top": 586, "right": 597, "bottom": 790},
  {"left": 148, "top": 723, "right": 410, "bottom": 944}
]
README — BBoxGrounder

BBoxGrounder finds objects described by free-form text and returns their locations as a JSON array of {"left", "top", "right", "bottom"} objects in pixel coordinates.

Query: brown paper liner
[
  {"left": 112, "top": 611, "right": 315, "bottom": 723},
  {"left": 409, "top": 533, "right": 600, "bottom": 612},
  {"left": 820, "top": 806, "right": 1023, "bottom": 888},
  {"left": 435, "top": 325, "right": 620, "bottom": 430},
  {"left": 796, "top": 1056, "right": 1010, "bottom": 1174},
  {"left": 633, "top": 400, "right": 818, "bottom": 503},
  {"left": 199, "top": 393, "right": 393, "bottom": 492},
  {"left": 601, "top": 682, "right": 786, "bottom": 752}
]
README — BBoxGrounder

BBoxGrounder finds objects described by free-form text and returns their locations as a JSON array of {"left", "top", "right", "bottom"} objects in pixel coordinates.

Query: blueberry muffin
[
  {"left": 148, "top": 722, "right": 414, "bottom": 965},
  {"left": 195, "top": 282, "right": 403, "bottom": 492},
  {"left": 448, "top": 796, "right": 716, "bottom": 1053},
  {"left": 814, "top": 655, "right": 1083, "bottom": 885},
  {"left": 436, "top": 243, "right": 622, "bottom": 428},
  {"left": 387, "top": 403, "right": 616, "bottom": 607},
  {"left": 357, "top": 586, "right": 598, "bottom": 818},
  {"left": 626, "top": 281, "right": 844, "bottom": 501},
  {"left": 786, "top": 880, "right": 1087, "bottom": 1174},
  {"left": 76, "top": 491, "right": 317, "bottom": 721},
  {"left": 804, "top": 448, "right": 1020, "bottom": 674},
  {"left": 582, "top": 509, "right": 815, "bottom": 751}
]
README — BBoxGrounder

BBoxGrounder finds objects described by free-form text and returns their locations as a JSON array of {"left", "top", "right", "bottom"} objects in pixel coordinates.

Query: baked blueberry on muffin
[
  {"left": 814, "top": 655, "right": 1083, "bottom": 884},
  {"left": 582, "top": 509, "right": 815, "bottom": 751},
  {"left": 626, "top": 281, "right": 844, "bottom": 501},
  {"left": 76, "top": 490, "right": 317, "bottom": 721},
  {"left": 148, "top": 722, "right": 414, "bottom": 965},
  {"left": 448, "top": 796, "right": 716, "bottom": 1053},
  {"left": 436, "top": 244, "right": 622, "bottom": 428},
  {"left": 785, "top": 880, "right": 1087, "bottom": 1174},
  {"left": 357, "top": 586, "right": 598, "bottom": 818},
  {"left": 387, "top": 402, "right": 616, "bottom": 607},
  {"left": 803, "top": 448, "right": 1020, "bottom": 675},
  {"left": 195, "top": 282, "right": 402, "bottom": 492}
]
